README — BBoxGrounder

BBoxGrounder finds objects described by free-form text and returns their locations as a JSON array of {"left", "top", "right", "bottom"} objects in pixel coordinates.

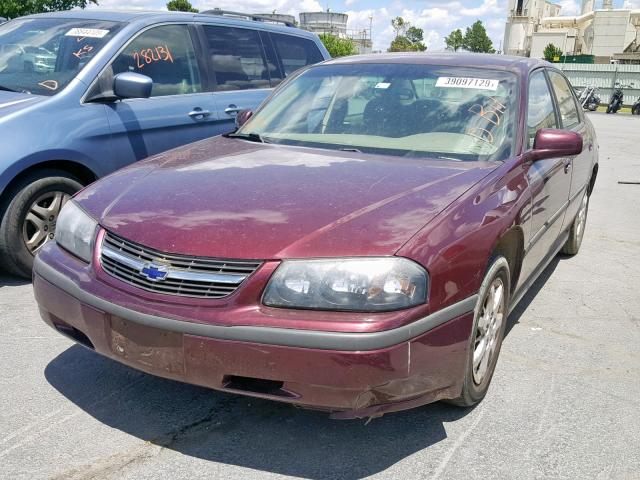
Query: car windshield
[
  {"left": 0, "top": 18, "right": 122, "bottom": 96},
  {"left": 239, "top": 63, "right": 519, "bottom": 161}
]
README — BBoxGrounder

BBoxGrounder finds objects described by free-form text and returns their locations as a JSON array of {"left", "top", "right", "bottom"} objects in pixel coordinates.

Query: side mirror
[
  {"left": 527, "top": 129, "right": 583, "bottom": 162},
  {"left": 113, "top": 72, "right": 152, "bottom": 100},
  {"left": 235, "top": 109, "right": 253, "bottom": 129}
]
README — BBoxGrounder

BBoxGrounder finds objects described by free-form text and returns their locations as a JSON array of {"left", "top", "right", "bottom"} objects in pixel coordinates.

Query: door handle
[
  {"left": 224, "top": 105, "right": 242, "bottom": 116},
  {"left": 188, "top": 108, "right": 211, "bottom": 119}
]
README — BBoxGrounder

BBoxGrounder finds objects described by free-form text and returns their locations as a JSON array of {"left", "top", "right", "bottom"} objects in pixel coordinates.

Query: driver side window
[
  {"left": 91, "top": 24, "right": 202, "bottom": 99},
  {"left": 527, "top": 71, "right": 558, "bottom": 149}
]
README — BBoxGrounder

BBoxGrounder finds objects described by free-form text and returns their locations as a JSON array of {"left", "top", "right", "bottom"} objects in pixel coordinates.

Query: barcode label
[{"left": 436, "top": 77, "right": 499, "bottom": 91}]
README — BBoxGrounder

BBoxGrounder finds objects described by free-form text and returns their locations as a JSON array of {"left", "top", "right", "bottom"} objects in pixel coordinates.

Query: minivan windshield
[
  {"left": 0, "top": 18, "right": 122, "bottom": 96},
  {"left": 238, "top": 63, "right": 518, "bottom": 161}
]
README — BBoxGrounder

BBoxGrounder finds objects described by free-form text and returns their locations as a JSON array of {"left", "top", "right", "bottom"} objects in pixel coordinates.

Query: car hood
[
  {"left": 76, "top": 137, "right": 497, "bottom": 259},
  {"left": 0, "top": 91, "right": 45, "bottom": 118}
]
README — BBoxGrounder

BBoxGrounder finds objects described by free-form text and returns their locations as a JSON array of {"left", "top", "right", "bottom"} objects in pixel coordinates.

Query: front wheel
[
  {"left": 0, "top": 170, "right": 83, "bottom": 277},
  {"left": 632, "top": 104, "right": 640, "bottom": 115},
  {"left": 561, "top": 190, "right": 589, "bottom": 255},
  {"left": 448, "top": 256, "right": 510, "bottom": 407}
]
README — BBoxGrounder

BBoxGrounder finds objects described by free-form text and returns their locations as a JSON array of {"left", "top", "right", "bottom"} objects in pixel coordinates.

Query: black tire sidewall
[{"left": 0, "top": 171, "right": 83, "bottom": 277}]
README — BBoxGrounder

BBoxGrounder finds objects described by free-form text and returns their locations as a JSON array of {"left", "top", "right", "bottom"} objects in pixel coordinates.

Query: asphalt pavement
[{"left": 1, "top": 112, "right": 639, "bottom": 480}]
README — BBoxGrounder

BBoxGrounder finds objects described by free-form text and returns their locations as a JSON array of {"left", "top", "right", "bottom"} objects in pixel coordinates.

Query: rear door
[
  {"left": 96, "top": 23, "right": 218, "bottom": 166},
  {"left": 200, "top": 25, "right": 273, "bottom": 132}
]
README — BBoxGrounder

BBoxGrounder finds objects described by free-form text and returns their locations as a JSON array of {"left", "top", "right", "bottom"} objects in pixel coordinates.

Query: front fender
[{"left": 397, "top": 160, "right": 531, "bottom": 313}]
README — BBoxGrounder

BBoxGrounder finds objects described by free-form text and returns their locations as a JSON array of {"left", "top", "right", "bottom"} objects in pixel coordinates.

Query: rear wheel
[
  {"left": 632, "top": 104, "right": 640, "bottom": 115},
  {"left": 448, "top": 256, "right": 510, "bottom": 407},
  {"left": 0, "top": 170, "right": 82, "bottom": 277},
  {"left": 561, "top": 190, "right": 589, "bottom": 255}
]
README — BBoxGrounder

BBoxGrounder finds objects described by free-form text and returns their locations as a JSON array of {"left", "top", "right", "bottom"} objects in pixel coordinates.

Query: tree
[
  {"left": 318, "top": 33, "right": 356, "bottom": 57},
  {"left": 391, "top": 17, "right": 407, "bottom": 38},
  {"left": 543, "top": 43, "right": 563, "bottom": 62},
  {"left": 462, "top": 20, "right": 495, "bottom": 53},
  {"left": 406, "top": 26, "right": 427, "bottom": 51},
  {"left": 445, "top": 29, "right": 464, "bottom": 52},
  {"left": 166, "top": 0, "right": 198, "bottom": 12},
  {"left": 388, "top": 17, "right": 427, "bottom": 52},
  {"left": 0, "top": 0, "right": 97, "bottom": 19}
]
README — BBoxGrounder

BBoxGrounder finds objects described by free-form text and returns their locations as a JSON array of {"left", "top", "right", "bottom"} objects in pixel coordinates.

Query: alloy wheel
[
  {"left": 575, "top": 192, "right": 588, "bottom": 246},
  {"left": 473, "top": 277, "right": 505, "bottom": 385},
  {"left": 22, "top": 191, "right": 70, "bottom": 254}
]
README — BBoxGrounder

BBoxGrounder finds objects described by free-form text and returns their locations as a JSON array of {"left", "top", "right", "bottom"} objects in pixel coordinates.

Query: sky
[{"left": 87, "top": 0, "right": 639, "bottom": 52}]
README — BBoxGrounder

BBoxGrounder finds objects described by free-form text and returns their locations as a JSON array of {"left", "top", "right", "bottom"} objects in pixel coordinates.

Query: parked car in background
[
  {"left": 33, "top": 53, "right": 598, "bottom": 418},
  {"left": 0, "top": 18, "right": 6, "bottom": 24},
  {"left": 0, "top": 10, "right": 329, "bottom": 277}
]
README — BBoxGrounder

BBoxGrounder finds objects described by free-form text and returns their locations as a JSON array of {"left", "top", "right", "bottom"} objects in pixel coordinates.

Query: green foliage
[
  {"left": 318, "top": 33, "right": 356, "bottom": 57},
  {"left": 388, "top": 17, "right": 427, "bottom": 52},
  {"left": 462, "top": 20, "right": 495, "bottom": 53},
  {"left": 445, "top": 29, "right": 464, "bottom": 52},
  {"left": 0, "top": 0, "right": 97, "bottom": 19},
  {"left": 543, "top": 43, "right": 563, "bottom": 62},
  {"left": 166, "top": 0, "right": 198, "bottom": 12}
]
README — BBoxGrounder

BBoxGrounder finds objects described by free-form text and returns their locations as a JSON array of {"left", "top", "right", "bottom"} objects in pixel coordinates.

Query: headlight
[
  {"left": 263, "top": 258, "right": 428, "bottom": 312},
  {"left": 55, "top": 201, "right": 98, "bottom": 263}
]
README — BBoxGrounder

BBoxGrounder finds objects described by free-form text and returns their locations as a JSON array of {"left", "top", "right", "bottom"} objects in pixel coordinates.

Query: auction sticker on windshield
[
  {"left": 65, "top": 28, "right": 110, "bottom": 38},
  {"left": 436, "top": 77, "right": 499, "bottom": 91}
]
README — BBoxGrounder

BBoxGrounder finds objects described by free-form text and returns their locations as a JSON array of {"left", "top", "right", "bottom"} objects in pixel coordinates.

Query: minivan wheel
[
  {"left": 561, "top": 190, "right": 589, "bottom": 255},
  {"left": 0, "top": 170, "right": 83, "bottom": 278},
  {"left": 447, "top": 256, "right": 510, "bottom": 407}
]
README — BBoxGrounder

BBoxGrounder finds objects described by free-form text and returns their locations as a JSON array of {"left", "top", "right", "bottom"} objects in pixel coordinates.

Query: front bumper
[{"left": 33, "top": 244, "right": 476, "bottom": 418}]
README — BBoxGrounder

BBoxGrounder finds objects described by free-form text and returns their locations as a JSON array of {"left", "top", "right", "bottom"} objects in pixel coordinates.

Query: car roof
[
  {"left": 19, "top": 9, "right": 315, "bottom": 37},
  {"left": 323, "top": 52, "right": 550, "bottom": 75}
]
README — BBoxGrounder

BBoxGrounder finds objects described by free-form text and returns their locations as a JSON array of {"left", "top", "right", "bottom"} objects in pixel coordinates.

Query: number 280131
[{"left": 132, "top": 45, "right": 174, "bottom": 69}]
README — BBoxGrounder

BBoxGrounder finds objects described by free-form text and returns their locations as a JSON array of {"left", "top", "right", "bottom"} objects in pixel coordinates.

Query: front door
[
  {"left": 520, "top": 69, "right": 572, "bottom": 283},
  {"left": 99, "top": 24, "right": 220, "bottom": 168}
]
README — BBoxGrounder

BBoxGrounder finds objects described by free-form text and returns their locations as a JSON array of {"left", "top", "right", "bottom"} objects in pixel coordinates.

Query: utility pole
[{"left": 369, "top": 14, "right": 373, "bottom": 53}]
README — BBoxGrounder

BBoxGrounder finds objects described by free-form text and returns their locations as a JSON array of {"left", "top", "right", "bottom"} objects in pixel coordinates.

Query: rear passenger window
[
  {"left": 203, "top": 26, "right": 270, "bottom": 91},
  {"left": 270, "top": 33, "right": 324, "bottom": 77},
  {"left": 548, "top": 71, "right": 580, "bottom": 129},
  {"left": 527, "top": 71, "right": 558, "bottom": 148},
  {"left": 110, "top": 25, "right": 202, "bottom": 97}
]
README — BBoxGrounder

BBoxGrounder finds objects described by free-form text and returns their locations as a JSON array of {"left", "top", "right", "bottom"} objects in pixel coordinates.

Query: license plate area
[{"left": 109, "top": 316, "right": 185, "bottom": 374}]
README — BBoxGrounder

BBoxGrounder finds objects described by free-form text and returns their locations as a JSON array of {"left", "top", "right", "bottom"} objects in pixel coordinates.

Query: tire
[
  {"left": 588, "top": 103, "right": 598, "bottom": 112},
  {"left": 632, "top": 105, "right": 640, "bottom": 116},
  {"left": 561, "top": 190, "right": 589, "bottom": 255},
  {"left": 448, "top": 256, "right": 510, "bottom": 407},
  {"left": 606, "top": 104, "right": 613, "bottom": 114},
  {"left": 0, "top": 169, "right": 83, "bottom": 278}
]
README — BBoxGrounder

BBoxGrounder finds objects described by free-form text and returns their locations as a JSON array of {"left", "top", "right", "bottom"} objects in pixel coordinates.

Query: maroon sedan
[{"left": 33, "top": 53, "right": 597, "bottom": 419}]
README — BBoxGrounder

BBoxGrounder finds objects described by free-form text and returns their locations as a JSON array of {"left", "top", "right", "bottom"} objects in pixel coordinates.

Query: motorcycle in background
[
  {"left": 607, "top": 82, "right": 635, "bottom": 114},
  {"left": 578, "top": 85, "right": 600, "bottom": 111},
  {"left": 632, "top": 96, "right": 640, "bottom": 116}
]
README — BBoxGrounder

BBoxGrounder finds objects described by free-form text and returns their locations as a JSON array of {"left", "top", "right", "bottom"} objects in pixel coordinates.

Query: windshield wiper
[
  {"left": 339, "top": 147, "right": 362, "bottom": 153},
  {"left": 0, "top": 85, "right": 18, "bottom": 92},
  {"left": 225, "top": 132, "right": 267, "bottom": 143}
]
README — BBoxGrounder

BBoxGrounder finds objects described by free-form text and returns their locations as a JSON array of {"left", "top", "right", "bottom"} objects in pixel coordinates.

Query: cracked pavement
[{"left": 1, "top": 113, "right": 639, "bottom": 480}]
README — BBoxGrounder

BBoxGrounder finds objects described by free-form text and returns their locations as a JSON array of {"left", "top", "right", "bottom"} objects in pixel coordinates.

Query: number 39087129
[{"left": 132, "top": 45, "right": 174, "bottom": 69}]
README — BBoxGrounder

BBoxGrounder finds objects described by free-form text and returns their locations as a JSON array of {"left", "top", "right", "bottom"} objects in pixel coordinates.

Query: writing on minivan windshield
[
  {"left": 239, "top": 64, "right": 518, "bottom": 162},
  {"left": 0, "top": 18, "right": 121, "bottom": 96}
]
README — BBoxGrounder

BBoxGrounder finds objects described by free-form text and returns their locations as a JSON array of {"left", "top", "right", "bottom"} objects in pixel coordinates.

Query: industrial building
[
  {"left": 504, "top": 0, "right": 640, "bottom": 63},
  {"left": 299, "top": 11, "right": 373, "bottom": 54}
]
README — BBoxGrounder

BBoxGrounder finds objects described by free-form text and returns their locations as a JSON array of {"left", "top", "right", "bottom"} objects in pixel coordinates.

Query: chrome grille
[{"left": 100, "top": 231, "right": 262, "bottom": 299}]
